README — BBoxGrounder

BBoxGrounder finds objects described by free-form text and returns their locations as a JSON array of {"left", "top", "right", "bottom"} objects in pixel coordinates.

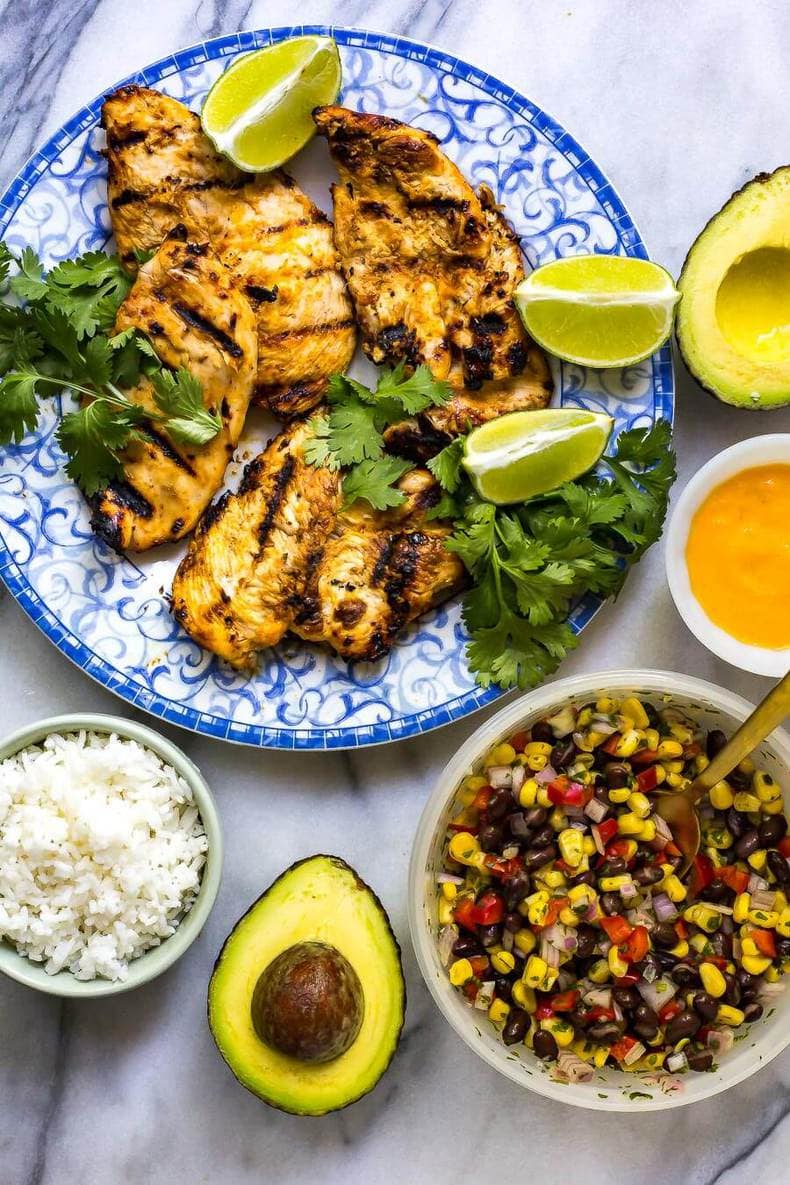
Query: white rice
[{"left": 0, "top": 730, "right": 208, "bottom": 981}]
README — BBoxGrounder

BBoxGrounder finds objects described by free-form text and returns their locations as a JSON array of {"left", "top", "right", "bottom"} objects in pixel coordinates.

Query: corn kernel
[
  {"left": 753, "top": 770, "right": 781, "bottom": 803},
  {"left": 669, "top": 940, "right": 689, "bottom": 958},
  {"left": 653, "top": 765, "right": 667, "bottom": 785},
  {"left": 628, "top": 791, "right": 652, "bottom": 819},
  {"left": 595, "top": 696, "right": 617, "bottom": 713},
  {"left": 614, "top": 729, "right": 642, "bottom": 758},
  {"left": 621, "top": 697, "right": 650, "bottom": 729},
  {"left": 512, "top": 981, "right": 537, "bottom": 1012},
  {"left": 663, "top": 874, "right": 687, "bottom": 903},
  {"left": 666, "top": 772, "right": 691, "bottom": 790},
  {"left": 558, "top": 828, "right": 584, "bottom": 868},
  {"left": 513, "top": 928, "right": 536, "bottom": 956},
  {"left": 548, "top": 808, "right": 566, "bottom": 833},
  {"left": 741, "top": 936, "right": 759, "bottom": 958},
  {"left": 638, "top": 819, "right": 657, "bottom": 842},
  {"left": 657, "top": 739, "right": 683, "bottom": 760},
  {"left": 618, "top": 811, "right": 644, "bottom": 836},
  {"left": 582, "top": 836, "right": 597, "bottom": 857},
  {"left": 748, "top": 908, "right": 780, "bottom": 929},
  {"left": 559, "top": 906, "right": 581, "bottom": 927},
  {"left": 669, "top": 723, "right": 695, "bottom": 745},
  {"left": 699, "top": 962, "right": 727, "bottom": 997},
  {"left": 524, "top": 890, "right": 550, "bottom": 927},
  {"left": 568, "top": 883, "right": 597, "bottom": 911},
  {"left": 526, "top": 753, "right": 548, "bottom": 772},
  {"left": 742, "top": 954, "right": 772, "bottom": 976},
  {"left": 664, "top": 759, "right": 685, "bottom": 774},
  {"left": 448, "top": 832, "right": 480, "bottom": 864},
  {"left": 709, "top": 781, "right": 734, "bottom": 811},
  {"left": 716, "top": 1004, "right": 745, "bottom": 1026},
  {"left": 608, "top": 787, "right": 631, "bottom": 804},
  {"left": 600, "top": 874, "right": 633, "bottom": 892},
  {"left": 748, "top": 850, "right": 767, "bottom": 872},
  {"left": 608, "top": 945, "right": 629, "bottom": 978},
  {"left": 465, "top": 774, "right": 489, "bottom": 792},
  {"left": 733, "top": 893, "right": 751, "bottom": 923},
  {"left": 777, "top": 907, "right": 790, "bottom": 938},
  {"left": 490, "top": 743, "right": 516, "bottom": 766},
  {"left": 738, "top": 757, "right": 756, "bottom": 776},
  {"left": 775, "top": 891, "right": 788, "bottom": 912},
  {"left": 518, "top": 778, "right": 538, "bottom": 808},
  {"left": 541, "top": 869, "right": 567, "bottom": 890},
  {"left": 703, "top": 825, "right": 733, "bottom": 851},
  {"left": 541, "top": 1017, "right": 575, "bottom": 1048},
  {"left": 645, "top": 728, "right": 661, "bottom": 752},
  {"left": 763, "top": 797, "right": 786, "bottom": 815},
  {"left": 488, "top": 998, "right": 511, "bottom": 1028},
  {"left": 683, "top": 904, "right": 722, "bottom": 933},
  {"left": 438, "top": 897, "right": 456, "bottom": 925},
  {"left": 733, "top": 792, "right": 761, "bottom": 814},
  {"left": 767, "top": 965, "right": 783, "bottom": 981},
  {"left": 468, "top": 850, "right": 490, "bottom": 871},
  {"left": 449, "top": 958, "right": 473, "bottom": 986},
  {"left": 695, "top": 754, "right": 710, "bottom": 775},
  {"left": 489, "top": 949, "right": 515, "bottom": 975},
  {"left": 441, "top": 881, "right": 458, "bottom": 901},
  {"left": 536, "top": 787, "right": 553, "bottom": 809},
  {"left": 690, "top": 932, "right": 710, "bottom": 954},
  {"left": 588, "top": 958, "right": 611, "bottom": 984}
]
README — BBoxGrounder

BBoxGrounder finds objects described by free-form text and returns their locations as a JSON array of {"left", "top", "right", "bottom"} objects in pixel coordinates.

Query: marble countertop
[{"left": 2, "top": 1, "right": 790, "bottom": 1182}]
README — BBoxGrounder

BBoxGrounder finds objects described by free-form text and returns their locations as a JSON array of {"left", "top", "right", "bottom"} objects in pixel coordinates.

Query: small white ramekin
[{"left": 665, "top": 434, "right": 790, "bottom": 677}]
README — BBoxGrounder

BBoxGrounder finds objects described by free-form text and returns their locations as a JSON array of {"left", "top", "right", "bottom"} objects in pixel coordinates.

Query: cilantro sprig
[
  {"left": 304, "top": 362, "right": 451, "bottom": 509},
  {"left": 444, "top": 420, "right": 676, "bottom": 691},
  {"left": 0, "top": 242, "right": 220, "bottom": 495}
]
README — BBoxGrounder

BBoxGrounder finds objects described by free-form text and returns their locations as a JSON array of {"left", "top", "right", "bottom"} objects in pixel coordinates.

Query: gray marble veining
[{"left": 1, "top": 1, "right": 790, "bottom": 1182}]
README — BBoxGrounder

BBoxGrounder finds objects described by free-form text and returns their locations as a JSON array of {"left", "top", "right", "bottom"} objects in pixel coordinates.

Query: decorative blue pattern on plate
[{"left": 0, "top": 26, "right": 674, "bottom": 749}]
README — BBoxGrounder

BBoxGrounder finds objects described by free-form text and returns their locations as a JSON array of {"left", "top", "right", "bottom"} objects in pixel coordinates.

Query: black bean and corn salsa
[{"left": 437, "top": 695, "right": 790, "bottom": 1083}]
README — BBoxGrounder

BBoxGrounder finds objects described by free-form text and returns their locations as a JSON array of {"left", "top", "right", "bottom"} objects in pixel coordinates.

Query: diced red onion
[
  {"left": 620, "top": 879, "right": 638, "bottom": 901},
  {"left": 568, "top": 816, "right": 587, "bottom": 828},
  {"left": 534, "top": 764, "right": 557, "bottom": 785},
  {"left": 638, "top": 976, "right": 677, "bottom": 1010},
  {"left": 583, "top": 986, "right": 613, "bottom": 1009},
  {"left": 748, "top": 874, "right": 769, "bottom": 894},
  {"left": 598, "top": 937, "right": 612, "bottom": 955},
  {"left": 572, "top": 731, "right": 588, "bottom": 750},
  {"left": 511, "top": 765, "right": 526, "bottom": 795},
  {"left": 501, "top": 928, "right": 514, "bottom": 952},
  {"left": 585, "top": 798, "right": 608, "bottom": 823},
  {"left": 502, "top": 844, "right": 520, "bottom": 860},
  {"left": 652, "top": 893, "right": 679, "bottom": 922},
  {"left": 758, "top": 981, "right": 786, "bottom": 1003},
  {"left": 641, "top": 961, "right": 659, "bottom": 983},
  {"left": 547, "top": 705, "right": 576, "bottom": 738},
  {"left": 623, "top": 1040, "right": 646, "bottom": 1065},
  {"left": 590, "top": 717, "right": 617, "bottom": 737},
  {"left": 591, "top": 823, "right": 606, "bottom": 855},
  {"left": 543, "top": 923, "right": 570, "bottom": 950},
  {"left": 698, "top": 804, "right": 715, "bottom": 820},
  {"left": 612, "top": 1000, "right": 624, "bottom": 1022},
  {"left": 705, "top": 902, "right": 734, "bottom": 916},
  {"left": 555, "top": 968, "right": 575, "bottom": 992},
  {"left": 751, "top": 888, "right": 777, "bottom": 911},
  {"left": 732, "top": 936, "right": 742, "bottom": 960},
  {"left": 651, "top": 814, "right": 673, "bottom": 849},
  {"left": 486, "top": 765, "right": 513, "bottom": 789},
  {"left": 438, "top": 924, "right": 458, "bottom": 966},
  {"left": 474, "top": 980, "right": 495, "bottom": 1010},
  {"left": 666, "top": 1051, "right": 688, "bottom": 1073},
  {"left": 707, "top": 1028, "right": 734, "bottom": 1055},
  {"left": 437, "top": 872, "right": 464, "bottom": 885},
  {"left": 540, "top": 937, "right": 561, "bottom": 967},
  {"left": 554, "top": 1051, "right": 594, "bottom": 1083}
]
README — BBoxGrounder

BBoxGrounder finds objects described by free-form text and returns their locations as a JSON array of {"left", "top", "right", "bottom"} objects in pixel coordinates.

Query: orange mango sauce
[{"left": 685, "top": 464, "right": 790, "bottom": 649}]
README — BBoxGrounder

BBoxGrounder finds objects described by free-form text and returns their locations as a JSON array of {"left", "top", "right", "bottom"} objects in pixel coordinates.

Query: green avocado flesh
[
  {"left": 677, "top": 166, "right": 790, "bottom": 408},
  {"left": 208, "top": 855, "right": 405, "bottom": 1115}
]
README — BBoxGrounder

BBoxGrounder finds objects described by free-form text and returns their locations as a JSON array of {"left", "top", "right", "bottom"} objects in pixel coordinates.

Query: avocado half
[
  {"left": 208, "top": 855, "right": 405, "bottom": 1116},
  {"left": 677, "top": 166, "right": 790, "bottom": 408}
]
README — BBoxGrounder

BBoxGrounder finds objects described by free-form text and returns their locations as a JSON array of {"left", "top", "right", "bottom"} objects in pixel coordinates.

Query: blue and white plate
[{"left": 0, "top": 26, "right": 674, "bottom": 749}]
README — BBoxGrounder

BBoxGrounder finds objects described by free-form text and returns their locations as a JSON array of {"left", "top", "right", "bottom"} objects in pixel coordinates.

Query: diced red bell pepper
[
  {"left": 509, "top": 730, "right": 529, "bottom": 752},
  {"left": 549, "top": 989, "right": 580, "bottom": 1012},
  {"left": 622, "top": 925, "right": 650, "bottom": 964},
  {"left": 601, "top": 734, "right": 623, "bottom": 756},
  {"left": 631, "top": 748, "right": 660, "bottom": 767},
  {"left": 696, "top": 1024, "right": 711, "bottom": 1044},
  {"left": 713, "top": 865, "right": 749, "bottom": 894},
  {"left": 596, "top": 818, "right": 619, "bottom": 846},
  {"left": 586, "top": 1005, "right": 616, "bottom": 1022},
  {"left": 705, "top": 954, "right": 729, "bottom": 970},
  {"left": 485, "top": 855, "right": 523, "bottom": 880},
  {"left": 453, "top": 897, "right": 480, "bottom": 932},
  {"left": 778, "top": 836, "right": 790, "bottom": 859},
  {"left": 548, "top": 777, "right": 590, "bottom": 807},
  {"left": 542, "top": 897, "right": 570, "bottom": 928},
  {"left": 610, "top": 1035, "right": 639, "bottom": 1062},
  {"left": 751, "top": 929, "right": 777, "bottom": 958},
  {"left": 469, "top": 955, "right": 490, "bottom": 977},
  {"left": 683, "top": 742, "right": 702, "bottom": 759},
  {"left": 600, "top": 915, "right": 634, "bottom": 945},
  {"left": 664, "top": 841, "right": 682, "bottom": 858},
  {"left": 462, "top": 981, "right": 478, "bottom": 1001},
  {"left": 535, "top": 1003, "right": 555, "bottom": 1020},
  {"left": 614, "top": 973, "right": 640, "bottom": 987},
  {"left": 474, "top": 891, "right": 505, "bottom": 926},
  {"left": 659, "top": 998, "right": 683, "bottom": 1023},
  {"left": 471, "top": 785, "right": 493, "bottom": 813},
  {"left": 636, "top": 765, "right": 661, "bottom": 792},
  {"left": 688, "top": 853, "right": 714, "bottom": 898},
  {"left": 448, "top": 815, "right": 480, "bottom": 835},
  {"left": 674, "top": 919, "right": 689, "bottom": 941},
  {"left": 604, "top": 839, "right": 638, "bottom": 866}
]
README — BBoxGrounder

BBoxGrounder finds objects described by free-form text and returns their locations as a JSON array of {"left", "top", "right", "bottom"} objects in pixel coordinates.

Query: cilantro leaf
[
  {"left": 0, "top": 242, "right": 16, "bottom": 288},
  {"left": 375, "top": 361, "right": 452, "bottom": 414},
  {"left": 0, "top": 371, "right": 41, "bottom": 444},
  {"left": 427, "top": 436, "right": 465, "bottom": 493},
  {"left": 57, "top": 399, "right": 146, "bottom": 495},
  {"left": 10, "top": 248, "right": 47, "bottom": 302},
  {"left": 342, "top": 456, "right": 414, "bottom": 510},
  {"left": 150, "top": 368, "right": 220, "bottom": 446}
]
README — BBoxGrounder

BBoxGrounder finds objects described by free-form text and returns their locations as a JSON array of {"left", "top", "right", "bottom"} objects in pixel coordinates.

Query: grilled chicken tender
[
  {"left": 293, "top": 468, "right": 466, "bottom": 662},
  {"left": 171, "top": 419, "right": 341, "bottom": 669},
  {"left": 171, "top": 427, "right": 464, "bottom": 667},
  {"left": 313, "top": 105, "right": 552, "bottom": 451},
  {"left": 102, "top": 85, "right": 355, "bottom": 417},
  {"left": 91, "top": 231, "right": 256, "bottom": 552}
]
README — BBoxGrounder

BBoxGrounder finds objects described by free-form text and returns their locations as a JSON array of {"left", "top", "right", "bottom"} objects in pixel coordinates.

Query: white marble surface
[{"left": 1, "top": 1, "right": 790, "bottom": 1182}]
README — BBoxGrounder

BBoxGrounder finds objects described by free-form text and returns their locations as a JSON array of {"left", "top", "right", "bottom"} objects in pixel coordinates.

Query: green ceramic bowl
[{"left": 0, "top": 713, "right": 223, "bottom": 997}]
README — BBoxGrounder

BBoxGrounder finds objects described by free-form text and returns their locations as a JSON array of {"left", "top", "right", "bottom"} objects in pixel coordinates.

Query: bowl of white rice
[{"left": 0, "top": 714, "right": 222, "bottom": 996}]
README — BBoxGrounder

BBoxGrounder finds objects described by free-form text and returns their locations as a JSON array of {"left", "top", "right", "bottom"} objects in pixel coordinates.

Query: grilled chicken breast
[
  {"left": 91, "top": 230, "right": 256, "bottom": 552},
  {"left": 171, "top": 425, "right": 464, "bottom": 667},
  {"left": 102, "top": 85, "right": 355, "bottom": 417},
  {"left": 293, "top": 469, "right": 466, "bottom": 661},
  {"left": 314, "top": 105, "right": 552, "bottom": 452}
]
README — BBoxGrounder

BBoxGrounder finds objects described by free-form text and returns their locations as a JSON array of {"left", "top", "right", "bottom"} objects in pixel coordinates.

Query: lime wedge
[
  {"left": 201, "top": 37, "right": 342, "bottom": 171},
  {"left": 462, "top": 408, "right": 613, "bottom": 504},
  {"left": 514, "top": 256, "right": 679, "bottom": 367}
]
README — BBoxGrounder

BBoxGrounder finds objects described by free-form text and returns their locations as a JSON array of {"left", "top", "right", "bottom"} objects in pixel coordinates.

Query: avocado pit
[{"left": 251, "top": 940, "right": 364, "bottom": 1063}]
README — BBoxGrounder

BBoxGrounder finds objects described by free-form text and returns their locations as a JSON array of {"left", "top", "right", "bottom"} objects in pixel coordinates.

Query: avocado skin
[
  {"left": 676, "top": 165, "right": 790, "bottom": 409},
  {"left": 207, "top": 854, "right": 406, "bottom": 1116}
]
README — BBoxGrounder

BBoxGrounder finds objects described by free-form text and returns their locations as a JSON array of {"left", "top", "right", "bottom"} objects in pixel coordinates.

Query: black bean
[
  {"left": 531, "top": 721, "right": 554, "bottom": 745},
  {"left": 655, "top": 950, "right": 679, "bottom": 971},
  {"left": 651, "top": 922, "right": 679, "bottom": 948},
  {"left": 634, "top": 865, "right": 663, "bottom": 886},
  {"left": 533, "top": 1030, "right": 558, "bottom": 1060},
  {"left": 505, "top": 871, "right": 531, "bottom": 907},
  {"left": 692, "top": 991, "right": 719, "bottom": 1022},
  {"left": 633, "top": 1002, "right": 660, "bottom": 1030},
  {"left": 666, "top": 1009, "right": 701, "bottom": 1044},
  {"left": 478, "top": 924, "right": 502, "bottom": 948},
  {"left": 478, "top": 823, "right": 504, "bottom": 851},
  {"left": 671, "top": 963, "right": 700, "bottom": 987},
  {"left": 502, "top": 1008, "right": 528, "bottom": 1046},
  {"left": 600, "top": 892, "right": 622, "bottom": 915},
  {"left": 702, "top": 880, "right": 732, "bottom": 903},
  {"left": 588, "top": 1021, "right": 624, "bottom": 1044},
  {"left": 634, "top": 953, "right": 662, "bottom": 982},
  {"left": 743, "top": 1002, "right": 764, "bottom": 1023},
  {"left": 504, "top": 911, "right": 522, "bottom": 933},
  {"left": 452, "top": 934, "right": 482, "bottom": 957},
  {"left": 486, "top": 786, "right": 512, "bottom": 821},
  {"left": 633, "top": 1021, "right": 659, "bottom": 1042},
  {"left": 723, "top": 973, "right": 741, "bottom": 1007},
  {"left": 776, "top": 937, "right": 790, "bottom": 961},
  {"left": 708, "top": 931, "right": 733, "bottom": 959},
  {"left": 530, "top": 825, "right": 554, "bottom": 848},
  {"left": 524, "top": 844, "right": 556, "bottom": 871},
  {"left": 706, "top": 730, "right": 728, "bottom": 760},
  {"left": 495, "top": 976, "right": 513, "bottom": 1002},
  {"left": 759, "top": 816, "right": 788, "bottom": 847},
  {"left": 594, "top": 784, "right": 611, "bottom": 804},
  {"left": 726, "top": 808, "right": 748, "bottom": 839},
  {"left": 575, "top": 926, "right": 598, "bottom": 959},
  {"left": 605, "top": 763, "right": 631, "bottom": 789},
  {"left": 599, "top": 856, "right": 627, "bottom": 877},
  {"left": 767, "top": 849, "right": 790, "bottom": 884},
  {"left": 508, "top": 812, "right": 530, "bottom": 840},
  {"left": 736, "top": 968, "right": 760, "bottom": 993},
  {"left": 523, "top": 807, "right": 548, "bottom": 829},
  {"left": 569, "top": 870, "right": 596, "bottom": 888},
  {"left": 735, "top": 828, "right": 760, "bottom": 860},
  {"left": 686, "top": 1049, "right": 714, "bottom": 1072},
  {"left": 613, "top": 986, "right": 641, "bottom": 1011},
  {"left": 642, "top": 702, "right": 662, "bottom": 729},
  {"left": 551, "top": 740, "right": 576, "bottom": 769},
  {"left": 728, "top": 766, "right": 751, "bottom": 792},
  {"left": 569, "top": 1007, "right": 590, "bottom": 1031}
]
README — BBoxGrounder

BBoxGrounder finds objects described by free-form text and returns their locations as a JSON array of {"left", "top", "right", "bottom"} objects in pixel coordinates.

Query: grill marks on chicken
[
  {"left": 90, "top": 232, "right": 256, "bottom": 552},
  {"left": 102, "top": 85, "right": 355, "bottom": 418},
  {"left": 313, "top": 105, "right": 552, "bottom": 453},
  {"left": 172, "top": 426, "right": 464, "bottom": 667}
]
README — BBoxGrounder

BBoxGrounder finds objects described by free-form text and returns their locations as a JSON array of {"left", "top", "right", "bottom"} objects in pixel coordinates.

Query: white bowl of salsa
[{"left": 665, "top": 434, "right": 790, "bottom": 676}]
